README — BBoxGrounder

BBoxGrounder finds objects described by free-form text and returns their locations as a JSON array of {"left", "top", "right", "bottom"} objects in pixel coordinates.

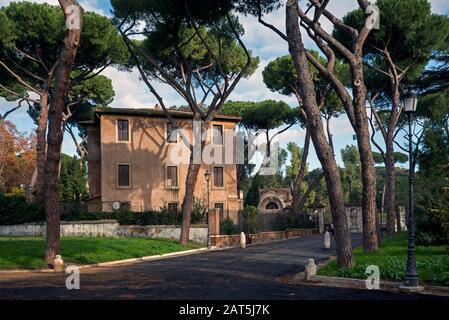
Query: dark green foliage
[
  {"left": 222, "top": 100, "right": 301, "bottom": 131},
  {"left": 319, "top": 233, "right": 449, "bottom": 286},
  {"left": 341, "top": 145, "right": 363, "bottom": 204},
  {"left": 67, "top": 208, "right": 206, "bottom": 226},
  {"left": 58, "top": 154, "right": 88, "bottom": 202},
  {"left": 373, "top": 151, "right": 408, "bottom": 165},
  {"left": 220, "top": 218, "right": 238, "bottom": 235},
  {"left": 191, "top": 196, "right": 208, "bottom": 224},
  {"left": 0, "top": 193, "right": 44, "bottom": 225},
  {"left": 244, "top": 175, "right": 261, "bottom": 207},
  {"left": 335, "top": 0, "right": 449, "bottom": 85}
]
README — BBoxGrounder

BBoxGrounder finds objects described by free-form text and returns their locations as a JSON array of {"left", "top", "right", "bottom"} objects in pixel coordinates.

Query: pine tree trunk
[
  {"left": 179, "top": 161, "right": 201, "bottom": 245},
  {"left": 44, "top": 0, "right": 83, "bottom": 265},
  {"left": 351, "top": 61, "right": 378, "bottom": 253},
  {"left": 179, "top": 117, "right": 207, "bottom": 245},
  {"left": 286, "top": 0, "right": 353, "bottom": 268},
  {"left": 395, "top": 203, "right": 402, "bottom": 232},
  {"left": 36, "top": 93, "right": 49, "bottom": 201},
  {"left": 385, "top": 75, "right": 400, "bottom": 236},
  {"left": 385, "top": 138, "right": 396, "bottom": 235}
]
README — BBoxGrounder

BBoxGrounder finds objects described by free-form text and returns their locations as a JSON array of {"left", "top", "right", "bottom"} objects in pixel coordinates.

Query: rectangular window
[
  {"left": 213, "top": 166, "right": 224, "bottom": 187},
  {"left": 117, "top": 119, "right": 129, "bottom": 142},
  {"left": 166, "top": 166, "right": 178, "bottom": 188},
  {"left": 166, "top": 122, "right": 178, "bottom": 143},
  {"left": 213, "top": 124, "right": 223, "bottom": 145},
  {"left": 168, "top": 202, "right": 178, "bottom": 212},
  {"left": 117, "top": 164, "right": 130, "bottom": 187}
]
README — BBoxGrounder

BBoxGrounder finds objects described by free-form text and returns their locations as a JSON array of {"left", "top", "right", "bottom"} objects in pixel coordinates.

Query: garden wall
[
  {"left": 211, "top": 228, "right": 319, "bottom": 248},
  {"left": 0, "top": 220, "right": 208, "bottom": 243}
]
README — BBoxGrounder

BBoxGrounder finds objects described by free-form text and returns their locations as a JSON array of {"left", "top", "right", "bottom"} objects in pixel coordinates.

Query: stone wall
[
  {"left": 0, "top": 220, "right": 119, "bottom": 237},
  {"left": 0, "top": 220, "right": 207, "bottom": 243},
  {"left": 210, "top": 229, "right": 318, "bottom": 248},
  {"left": 210, "top": 234, "right": 240, "bottom": 247},
  {"left": 117, "top": 225, "right": 207, "bottom": 243}
]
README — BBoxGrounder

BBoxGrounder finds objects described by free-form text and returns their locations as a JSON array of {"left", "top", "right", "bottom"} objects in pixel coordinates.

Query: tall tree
[
  {"left": 112, "top": 0, "right": 259, "bottom": 245},
  {"left": 0, "top": 2, "right": 128, "bottom": 200},
  {"left": 336, "top": 0, "right": 449, "bottom": 236},
  {"left": 291, "top": 0, "right": 379, "bottom": 252},
  {"left": 223, "top": 100, "right": 299, "bottom": 161},
  {"left": 263, "top": 52, "right": 347, "bottom": 214},
  {"left": 44, "top": 0, "right": 84, "bottom": 266},
  {"left": 59, "top": 154, "right": 88, "bottom": 202},
  {"left": 237, "top": 0, "right": 358, "bottom": 265}
]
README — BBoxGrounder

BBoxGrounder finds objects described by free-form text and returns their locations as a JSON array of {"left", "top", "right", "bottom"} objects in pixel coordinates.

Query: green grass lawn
[
  {"left": 0, "top": 237, "right": 204, "bottom": 270},
  {"left": 318, "top": 233, "right": 449, "bottom": 286}
]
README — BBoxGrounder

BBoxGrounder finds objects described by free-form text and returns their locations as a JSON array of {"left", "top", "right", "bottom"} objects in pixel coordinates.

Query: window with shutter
[
  {"left": 117, "top": 119, "right": 129, "bottom": 141},
  {"left": 166, "top": 122, "right": 178, "bottom": 143},
  {"left": 166, "top": 166, "right": 178, "bottom": 188},
  {"left": 117, "top": 164, "right": 130, "bottom": 187},
  {"left": 213, "top": 125, "right": 223, "bottom": 145},
  {"left": 168, "top": 202, "right": 178, "bottom": 211},
  {"left": 213, "top": 166, "right": 224, "bottom": 187}
]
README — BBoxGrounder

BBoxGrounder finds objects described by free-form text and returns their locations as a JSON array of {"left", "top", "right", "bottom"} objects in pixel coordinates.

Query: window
[
  {"left": 213, "top": 166, "right": 224, "bottom": 187},
  {"left": 168, "top": 202, "right": 178, "bottom": 212},
  {"left": 213, "top": 124, "right": 223, "bottom": 145},
  {"left": 117, "top": 164, "right": 130, "bottom": 187},
  {"left": 166, "top": 166, "right": 178, "bottom": 188},
  {"left": 266, "top": 202, "right": 279, "bottom": 210},
  {"left": 166, "top": 122, "right": 178, "bottom": 143},
  {"left": 117, "top": 119, "right": 129, "bottom": 142}
]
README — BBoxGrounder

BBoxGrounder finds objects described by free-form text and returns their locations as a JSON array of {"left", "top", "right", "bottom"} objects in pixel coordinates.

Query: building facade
[{"left": 82, "top": 108, "right": 242, "bottom": 222}]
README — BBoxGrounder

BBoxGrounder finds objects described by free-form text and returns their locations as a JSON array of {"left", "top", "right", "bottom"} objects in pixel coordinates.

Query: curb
[
  {"left": 295, "top": 273, "right": 449, "bottom": 297},
  {"left": 0, "top": 247, "right": 208, "bottom": 275}
]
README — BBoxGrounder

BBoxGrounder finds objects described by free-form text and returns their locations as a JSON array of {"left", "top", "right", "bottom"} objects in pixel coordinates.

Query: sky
[{"left": 1, "top": 0, "right": 449, "bottom": 170}]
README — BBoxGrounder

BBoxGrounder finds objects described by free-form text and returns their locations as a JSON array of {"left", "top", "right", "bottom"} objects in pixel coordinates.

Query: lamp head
[
  {"left": 204, "top": 170, "right": 211, "bottom": 182},
  {"left": 402, "top": 91, "right": 418, "bottom": 113}
]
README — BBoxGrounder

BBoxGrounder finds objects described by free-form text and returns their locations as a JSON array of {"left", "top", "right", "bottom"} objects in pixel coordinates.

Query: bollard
[
  {"left": 54, "top": 255, "right": 64, "bottom": 273},
  {"left": 304, "top": 258, "right": 317, "bottom": 281},
  {"left": 240, "top": 232, "right": 246, "bottom": 248},
  {"left": 323, "top": 231, "right": 331, "bottom": 249}
]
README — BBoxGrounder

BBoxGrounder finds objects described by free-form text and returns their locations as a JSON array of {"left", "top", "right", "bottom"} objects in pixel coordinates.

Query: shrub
[
  {"left": 191, "top": 197, "right": 207, "bottom": 224},
  {"left": 0, "top": 193, "right": 45, "bottom": 225},
  {"left": 416, "top": 231, "right": 447, "bottom": 246},
  {"left": 220, "top": 218, "right": 238, "bottom": 235},
  {"left": 242, "top": 205, "right": 258, "bottom": 234},
  {"left": 64, "top": 211, "right": 118, "bottom": 221}
]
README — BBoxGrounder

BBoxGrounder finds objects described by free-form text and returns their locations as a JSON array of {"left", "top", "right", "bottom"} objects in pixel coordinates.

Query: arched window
[{"left": 266, "top": 202, "right": 279, "bottom": 210}]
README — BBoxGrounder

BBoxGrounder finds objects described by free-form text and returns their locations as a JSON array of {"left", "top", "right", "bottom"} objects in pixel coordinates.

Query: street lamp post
[
  {"left": 204, "top": 170, "right": 211, "bottom": 249},
  {"left": 402, "top": 91, "right": 420, "bottom": 288}
]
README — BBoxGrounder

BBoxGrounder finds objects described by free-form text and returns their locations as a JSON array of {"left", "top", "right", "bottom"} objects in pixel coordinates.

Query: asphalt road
[{"left": 0, "top": 234, "right": 446, "bottom": 300}]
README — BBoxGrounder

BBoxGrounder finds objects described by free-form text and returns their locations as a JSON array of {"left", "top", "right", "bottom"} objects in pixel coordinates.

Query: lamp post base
[{"left": 399, "top": 285, "right": 424, "bottom": 293}]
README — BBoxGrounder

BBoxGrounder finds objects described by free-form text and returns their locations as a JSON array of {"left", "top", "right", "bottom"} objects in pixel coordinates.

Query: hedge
[
  {"left": 0, "top": 194, "right": 45, "bottom": 225},
  {"left": 0, "top": 194, "right": 206, "bottom": 226}
]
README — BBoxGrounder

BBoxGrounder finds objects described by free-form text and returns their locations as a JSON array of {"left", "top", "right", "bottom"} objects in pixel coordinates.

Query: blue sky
[{"left": 1, "top": 0, "right": 449, "bottom": 170}]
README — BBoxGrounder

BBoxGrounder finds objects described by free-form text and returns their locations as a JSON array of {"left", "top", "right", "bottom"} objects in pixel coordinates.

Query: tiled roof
[{"left": 93, "top": 107, "right": 241, "bottom": 121}]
